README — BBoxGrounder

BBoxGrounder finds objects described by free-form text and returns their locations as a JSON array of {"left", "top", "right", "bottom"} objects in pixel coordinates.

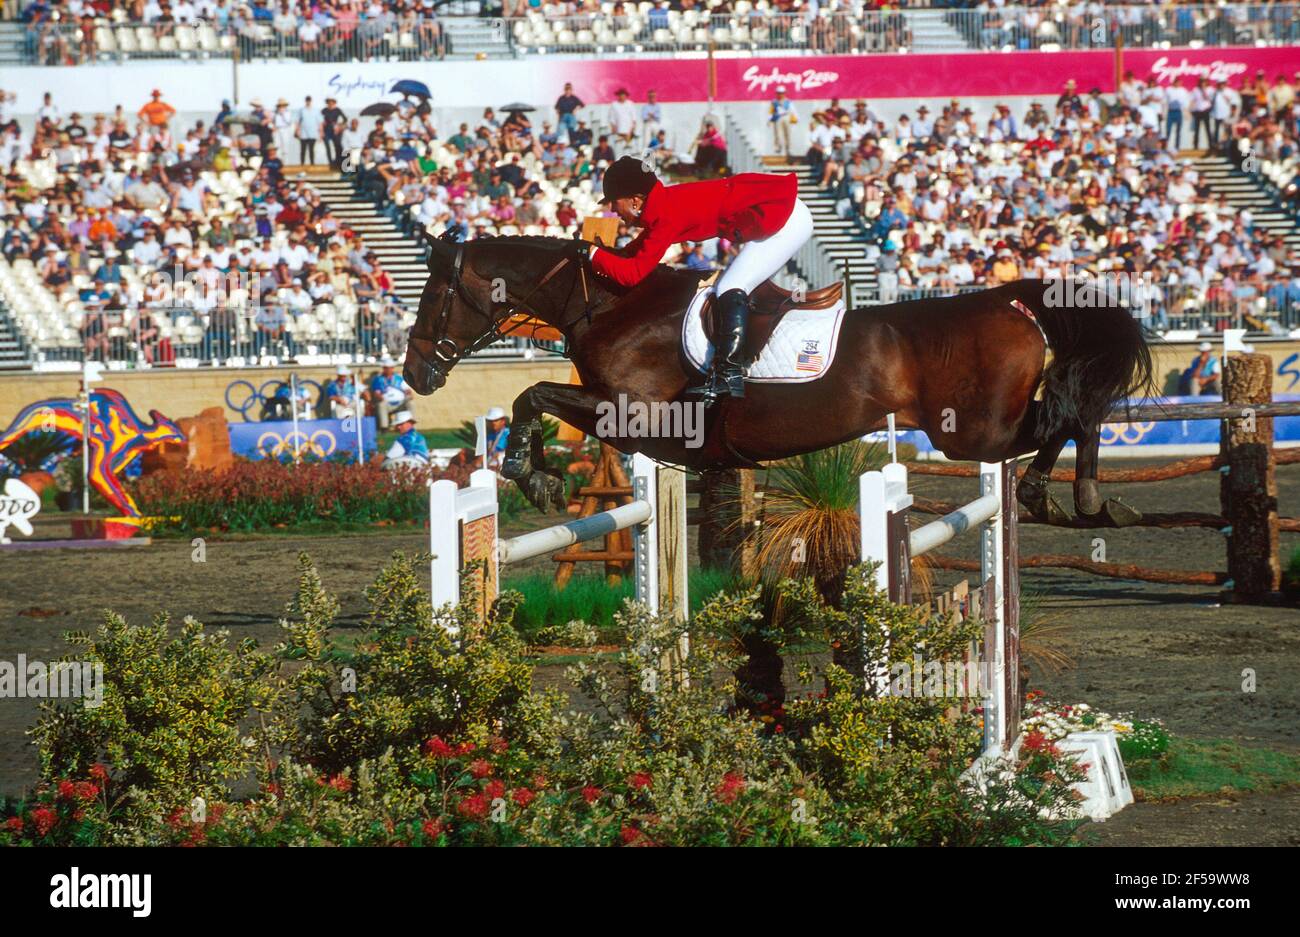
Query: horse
[{"left": 404, "top": 234, "right": 1154, "bottom": 526}]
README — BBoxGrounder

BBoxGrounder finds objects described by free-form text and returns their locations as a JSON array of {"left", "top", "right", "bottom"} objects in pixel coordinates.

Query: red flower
[
  {"left": 628, "top": 772, "right": 653, "bottom": 790},
  {"left": 57, "top": 780, "right": 76, "bottom": 800},
  {"left": 1021, "top": 730, "right": 1059, "bottom": 755},
  {"left": 456, "top": 742, "right": 476, "bottom": 755},
  {"left": 88, "top": 763, "right": 110, "bottom": 783},
  {"left": 469, "top": 759, "right": 493, "bottom": 779},
  {"left": 457, "top": 793, "right": 490, "bottom": 820},
  {"left": 512, "top": 788, "right": 536, "bottom": 808},
  {"left": 328, "top": 775, "right": 353, "bottom": 793},
  {"left": 72, "top": 781, "right": 99, "bottom": 803},
  {"left": 4, "top": 817, "right": 23, "bottom": 833},
  {"left": 489, "top": 737, "right": 509, "bottom": 754},
  {"left": 620, "top": 825, "right": 641, "bottom": 844},
  {"left": 715, "top": 772, "right": 746, "bottom": 804},
  {"left": 484, "top": 779, "right": 506, "bottom": 800},
  {"left": 263, "top": 782, "right": 282, "bottom": 799},
  {"left": 423, "top": 818, "right": 445, "bottom": 838},
  {"left": 31, "top": 807, "right": 56, "bottom": 837},
  {"left": 581, "top": 786, "right": 602, "bottom": 804},
  {"left": 424, "top": 737, "right": 456, "bottom": 759}
]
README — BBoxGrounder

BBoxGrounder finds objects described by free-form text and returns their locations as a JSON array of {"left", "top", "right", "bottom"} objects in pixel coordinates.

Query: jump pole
[{"left": 430, "top": 453, "right": 688, "bottom": 639}]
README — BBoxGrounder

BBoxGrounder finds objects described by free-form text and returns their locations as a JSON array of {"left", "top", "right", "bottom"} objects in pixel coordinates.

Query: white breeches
[{"left": 715, "top": 198, "right": 815, "bottom": 294}]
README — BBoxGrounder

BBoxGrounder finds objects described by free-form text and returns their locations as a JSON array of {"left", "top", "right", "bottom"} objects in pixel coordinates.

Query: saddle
[{"left": 701, "top": 279, "right": 844, "bottom": 362}]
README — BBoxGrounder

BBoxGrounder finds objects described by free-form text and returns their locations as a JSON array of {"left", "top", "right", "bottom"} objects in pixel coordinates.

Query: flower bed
[{"left": 131, "top": 460, "right": 472, "bottom": 533}]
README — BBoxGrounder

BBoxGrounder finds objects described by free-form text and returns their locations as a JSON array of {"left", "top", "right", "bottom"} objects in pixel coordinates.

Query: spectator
[
  {"left": 138, "top": 89, "right": 176, "bottom": 132},
  {"left": 769, "top": 85, "right": 797, "bottom": 159},
  {"left": 555, "top": 82, "right": 584, "bottom": 142},
  {"left": 296, "top": 95, "right": 323, "bottom": 165}
]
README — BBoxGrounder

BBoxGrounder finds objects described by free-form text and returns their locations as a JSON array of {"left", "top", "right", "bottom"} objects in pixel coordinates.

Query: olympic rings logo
[
  {"left": 1101, "top": 422, "right": 1157, "bottom": 445},
  {"left": 225, "top": 378, "right": 325, "bottom": 423},
  {"left": 255, "top": 430, "right": 338, "bottom": 459}
]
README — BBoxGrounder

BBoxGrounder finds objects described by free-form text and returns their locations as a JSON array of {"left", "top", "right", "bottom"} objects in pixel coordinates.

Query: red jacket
[{"left": 591, "top": 172, "right": 799, "bottom": 287}]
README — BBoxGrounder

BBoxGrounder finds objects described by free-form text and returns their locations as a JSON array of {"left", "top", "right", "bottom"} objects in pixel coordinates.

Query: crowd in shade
[
  {"left": 790, "top": 72, "right": 1300, "bottom": 327},
  {"left": 0, "top": 88, "right": 413, "bottom": 364}
]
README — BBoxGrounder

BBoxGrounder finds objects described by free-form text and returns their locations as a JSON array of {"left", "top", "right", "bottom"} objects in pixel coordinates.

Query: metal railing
[
  {"left": 861, "top": 280, "right": 1300, "bottom": 333},
  {"left": 34, "top": 298, "right": 412, "bottom": 368},
  {"left": 14, "top": 6, "right": 1300, "bottom": 66}
]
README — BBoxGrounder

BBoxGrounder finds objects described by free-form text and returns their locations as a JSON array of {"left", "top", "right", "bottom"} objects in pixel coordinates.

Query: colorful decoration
[{"left": 0, "top": 389, "right": 185, "bottom": 517}]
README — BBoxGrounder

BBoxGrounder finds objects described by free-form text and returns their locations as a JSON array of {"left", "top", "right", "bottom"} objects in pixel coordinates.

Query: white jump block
[{"left": 1060, "top": 730, "right": 1134, "bottom": 821}]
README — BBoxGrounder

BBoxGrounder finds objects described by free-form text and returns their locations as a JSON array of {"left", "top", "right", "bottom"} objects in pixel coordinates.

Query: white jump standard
[{"left": 429, "top": 452, "right": 689, "bottom": 631}]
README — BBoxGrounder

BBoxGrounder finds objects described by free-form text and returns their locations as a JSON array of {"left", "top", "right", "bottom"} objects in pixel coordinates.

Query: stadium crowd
[
  {"left": 0, "top": 87, "right": 419, "bottom": 365},
  {"left": 792, "top": 71, "right": 1300, "bottom": 327},
  {"left": 18, "top": 1, "right": 1300, "bottom": 65},
  {"left": 0, "top": 79, "right": 733, "bottom": 368}
]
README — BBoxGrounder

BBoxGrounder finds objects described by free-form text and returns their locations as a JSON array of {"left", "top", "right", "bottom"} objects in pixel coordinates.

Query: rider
[{"left": 581, "top": 155, "right": 813, "bottom": 402}]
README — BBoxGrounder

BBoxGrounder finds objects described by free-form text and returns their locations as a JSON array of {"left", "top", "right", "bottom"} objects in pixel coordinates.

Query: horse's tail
[{"left": 1015, "top": 279, "right": 1156, "bottom": 443}]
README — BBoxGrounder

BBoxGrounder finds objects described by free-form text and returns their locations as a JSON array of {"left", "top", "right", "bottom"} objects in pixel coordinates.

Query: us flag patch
[{"left": 796, "top": 351, "right": 824, "bottom": 373}]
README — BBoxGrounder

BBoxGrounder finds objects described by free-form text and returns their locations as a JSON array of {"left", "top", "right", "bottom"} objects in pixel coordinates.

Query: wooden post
[{"left": 1220, "top": 353, "right": 1280, "bottom": 601}]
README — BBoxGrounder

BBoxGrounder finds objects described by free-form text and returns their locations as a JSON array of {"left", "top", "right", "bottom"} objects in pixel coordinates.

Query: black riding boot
[{"left": 692, "top": 288, "right": 750, "bottom": 404}]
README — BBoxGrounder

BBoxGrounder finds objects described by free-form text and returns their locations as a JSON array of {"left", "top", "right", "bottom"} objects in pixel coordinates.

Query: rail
[
  {"left": 498, "top": 499, "right": 651, "bottom": 565},
  {"left": 908, "top": 492, "right": 999, "bottom": 557}
]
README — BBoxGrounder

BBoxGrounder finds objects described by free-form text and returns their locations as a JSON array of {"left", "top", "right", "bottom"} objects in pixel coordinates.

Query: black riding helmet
[{"left": 598, "top": 156, "right": 658, "bottom": 204}]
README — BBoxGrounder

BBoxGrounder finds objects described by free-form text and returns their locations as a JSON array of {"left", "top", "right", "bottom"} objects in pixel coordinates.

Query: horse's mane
[{"left": 459, "top": 233, "right": 707, "bottom": 297}]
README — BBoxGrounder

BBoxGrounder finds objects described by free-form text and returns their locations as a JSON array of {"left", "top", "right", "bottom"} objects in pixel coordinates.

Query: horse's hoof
[
  {"left": 500, "top": 451, "right": 530, "bottom": 481},
  {"left": 1017, "top": 485, "right": 1071, "bottom": 525},
  {"left": 1101, "top": 498, "right": 1142, "bottom": 528},
  {"left": 523, "top": 470, "right": 566, "bottom": 513}
]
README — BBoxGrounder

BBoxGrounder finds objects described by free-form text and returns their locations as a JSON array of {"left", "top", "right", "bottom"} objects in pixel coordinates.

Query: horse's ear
[{"left": 424, "top": 229, "right": 455, "bottom": 270}]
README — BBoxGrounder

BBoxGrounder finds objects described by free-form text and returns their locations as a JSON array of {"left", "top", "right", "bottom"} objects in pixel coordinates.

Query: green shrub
[{"left": 2, "top": 556, "right": 1090, "bottom": 846}]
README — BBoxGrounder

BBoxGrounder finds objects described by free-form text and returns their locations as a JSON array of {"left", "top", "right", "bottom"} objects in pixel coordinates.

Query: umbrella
[
  {"left": 391, "top": 79, "right": 432, "bottom": 99},
  {"left": 500, "top": 102, "right": 536, "bottom": 113},
  {"left": 360, "top": 102, "right": 398, "bottom": 118}
]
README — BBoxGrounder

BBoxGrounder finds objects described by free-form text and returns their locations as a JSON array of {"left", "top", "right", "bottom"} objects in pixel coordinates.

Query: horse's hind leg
[
  {"left": 1017, "top": 434, "right": 1072, "bottom": 524},
  {"left": 1074, "top": 422, "right": 1142, "bottom": 527},
  {"left": 1012, "top": 401, "right": 1071, "bottom": 525}
]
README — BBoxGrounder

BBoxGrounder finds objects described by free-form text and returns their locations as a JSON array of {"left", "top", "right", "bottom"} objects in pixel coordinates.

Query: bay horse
[{"left": 404, "top": 234, "right": 1154, "bottom": 526}]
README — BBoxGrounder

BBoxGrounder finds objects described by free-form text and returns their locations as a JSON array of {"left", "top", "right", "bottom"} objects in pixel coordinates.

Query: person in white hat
[
  {"left": 391, "top": 410, "right": 428, "bottom": 461},
  {"left": 327, "top": 364, "right": 358, "bottom": 419},
  {"left": 364, "top": 355, "right": 412, "bottom": 429},
  {"left": 1183, "top": 341, "right": 1221, "bottom": 396},
  {"left": 769, "top": 85, "right": 797, "bottom": 158},
  {"left": 482, "top": 406, "right": 511, "bottom": 470}
]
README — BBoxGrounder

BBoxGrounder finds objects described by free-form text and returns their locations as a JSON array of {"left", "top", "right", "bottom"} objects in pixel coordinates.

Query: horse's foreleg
[
  {"left": 1074, "top": 422, "right": 1141, "bottom": 527},
  {"left": 501, "top": 382, "right": 606, "bottom": 513}
]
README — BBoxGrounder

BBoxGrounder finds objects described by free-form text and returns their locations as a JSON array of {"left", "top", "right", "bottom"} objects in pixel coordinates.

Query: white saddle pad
[{"left": 682, "top": 286, "right": 847, "bottom": 383}]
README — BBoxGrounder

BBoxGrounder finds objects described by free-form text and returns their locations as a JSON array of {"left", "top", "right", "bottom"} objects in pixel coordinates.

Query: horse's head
[{"left": 404, "top": 233, "right": 583, "bottom": 396}]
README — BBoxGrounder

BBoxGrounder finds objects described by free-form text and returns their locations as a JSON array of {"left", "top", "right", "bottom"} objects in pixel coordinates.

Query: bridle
[{"left": 407, "top": 239, "right": 589, "bottom": 388}]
